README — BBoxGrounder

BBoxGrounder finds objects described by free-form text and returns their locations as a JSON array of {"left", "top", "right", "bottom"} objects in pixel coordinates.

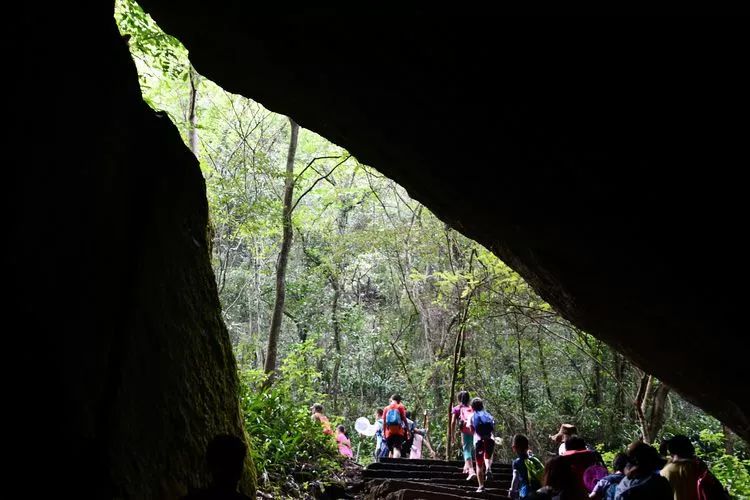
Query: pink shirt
[{"left": 336, "top": 432, "right": 353, "bottom": 458}]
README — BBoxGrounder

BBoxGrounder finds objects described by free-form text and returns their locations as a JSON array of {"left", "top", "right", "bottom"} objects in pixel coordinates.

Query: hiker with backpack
[
  {"left": 509, "top": 434, "right": 545, "bottom": 499},
  {"left": 451, "top": 390, "right": 476, "bottom": 480},
  {"left": 403, "top": 411, "right": 433, "bottom": 458},
  {"left": 590, "top": 453, "right": 627, "bottom": 499},
  {"left": 401, "top": 411, "right": 417, "bottom": 458},
  {"left": 470, "top": 398, "right": 496, "bottom": 493},
  {"left": 614, "top": 441, "right": 672, "bottom": 499},
  {"left": 660, "top": 435, "right": 729, "bottom": 500},
  {"left": 383, "top": 394, "right": 409, "bottom": 458}
]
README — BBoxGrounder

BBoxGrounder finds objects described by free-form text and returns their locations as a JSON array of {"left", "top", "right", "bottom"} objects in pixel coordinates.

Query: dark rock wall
[{"left": 16, "top": 3, "right": 254, "bottom": 498}]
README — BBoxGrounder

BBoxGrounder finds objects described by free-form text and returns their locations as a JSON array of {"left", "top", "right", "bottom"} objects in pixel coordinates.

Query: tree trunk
[
  {"left": 515, "top": 318, "right": 528, "bottom": 433},
  {"left": 634, "top": 372, "right": 670, "bottom": 444},
  {"left": 252, "top": 242, "right": 265, "bottom": 369},
  {"left": 634, "top": 371, "right": 651, "bottom": 442},
  {"left": 446, "top": 308, "right": 469, "bottom": 460},
  {"left": 330, "top": 273, "right": 342, "bottom": 410},
  {"left": 614, "top": 353, "right": 627, "bottom": 418},
  {"left": 263, "top": 118, "right": 299, "bottom": 379},
  {"left": 188, "top": 65, "right": 199, "bottom": 156},
  {"left": 592, "top": 363, "right": 603, "bottom": 407},
  {"left": 646, "top": 380, "right": 671, "bottom": 443},
  {"left": 446, "top": 325, "right": 461, "bottom": 461},
  {"left": 445, "top": 252, "right": 477, "bottom": 459},
  {"left": 536, "top": 334, "right": 554, "bottom": 405},
  {"left": 606, "top": 352, "right": 627, "bottom": 447},
  {"left": 242, "top": 273, "right": 252, "bottom": 370}
]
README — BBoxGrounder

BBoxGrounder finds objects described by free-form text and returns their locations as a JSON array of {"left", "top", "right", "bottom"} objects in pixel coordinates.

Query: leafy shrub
[
  {"left": 239, "top": 340, "right": 341, "bottom": 481},
  {"left": 696, "top": 430, "right": 750, "bottom": 499}
]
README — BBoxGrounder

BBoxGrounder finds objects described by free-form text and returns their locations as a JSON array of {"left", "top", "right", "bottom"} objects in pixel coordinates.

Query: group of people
[
  {"left": 310, "top": 403, "right": 354, "bottom": 458},
  {"left": 312, "top": 397, "right": 730, "bottom": 499},
  {"left": 374, "top": 394, "right": 436, "bottom": 461},
  {"left": 514, "top": 424, "right": 728, "bottom": 500},
  {"left": 173, "top": 394, "right": 731, "bottom": 500},
  {"left": 449, "top": 393, "right": 730, "bottom": 499},
  {"left": 451, "top": 390, "right": 498, "bottom": 493},
  {"left": 310, "top": 397, "right": 435, "bottom": 461},
  {"left": 312, "top": 395, "right": 438, "bottom": 462}
]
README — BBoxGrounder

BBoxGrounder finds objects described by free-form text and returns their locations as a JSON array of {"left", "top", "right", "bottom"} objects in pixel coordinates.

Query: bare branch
[
  {"left": 291, "top": 155, "right": 351, "bottom": 212},
  {"left": 293, "top": 155, "right": 342, "bottom": 186}
]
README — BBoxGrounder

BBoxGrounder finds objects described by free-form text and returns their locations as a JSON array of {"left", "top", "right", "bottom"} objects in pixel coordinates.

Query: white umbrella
[{"left": 355, "top": 416, "right": 377, "bottom": 436}]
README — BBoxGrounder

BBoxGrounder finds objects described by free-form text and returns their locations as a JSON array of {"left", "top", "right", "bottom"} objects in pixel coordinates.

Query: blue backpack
[
  {"left": 386, "top": 407, "right": 403, "bottom": 426},
  {"left": 473, "top": 410, "right": 495, "bottom": 438}
]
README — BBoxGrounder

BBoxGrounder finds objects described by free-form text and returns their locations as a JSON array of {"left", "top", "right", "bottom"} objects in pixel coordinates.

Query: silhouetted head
[
  {"left": 206, "top": 434, "right": 246, "bottom": 489},
  {"left": 391, "top": 394, "right": 402, "bottom": 403},
  {"left": 336, "top": 424, "right": 346, "bottom": 434},
  {"left": 312, "top": 403, "right": 324, "bottom": 414},
  {"left": 470, "top": 397, "right": 484, "bottom": 411},
  {"left": 625, "top": 441, "right": 666, "bottom": 477},
  {"left": 376, "top": 408, "right": 383, "bottom": 417},
  {"left": 405, "top": 411, "right": 412, "bottom": 419},
  {"left": 565, "top": 435, "right": 586, "bottom": 451},
  {"left": 663, "top": 435, "right": 695, "bottom": 459},
  {"left": 512, "top": 434, "right": 530, "bottom": 453},
  {"left": 457, "top": 390, "right": 471, "bottom": 406},
  {"left": 613, "top": 452, "right": 628, "bottom": 473}
]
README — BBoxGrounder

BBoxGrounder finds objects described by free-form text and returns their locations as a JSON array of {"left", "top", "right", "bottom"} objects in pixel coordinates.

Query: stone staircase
[{"left": 356, "top": 458, "right": 512, "bottom": 499}]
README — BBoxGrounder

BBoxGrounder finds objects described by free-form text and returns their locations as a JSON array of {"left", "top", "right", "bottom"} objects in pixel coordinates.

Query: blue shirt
[
  {"left": 512, "top": 454, "right": 531, "bottom": 497},
  {"left": 614, "top": 473, "right": 672, "bottom": 500},
  {"left": 592, "top": 472, "right": 624, "bottom": 500}
]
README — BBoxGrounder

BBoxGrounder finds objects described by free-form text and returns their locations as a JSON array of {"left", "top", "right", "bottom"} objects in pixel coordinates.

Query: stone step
[
  {"left": 379, "top": 458, "right": 511, "bottom": 469},
  {"left": 363, "top": 468, "right": 510, "bottom": 481},
  {"left": 365, "top": 457, "right": 513, "bottom": 498},
  {"left": 385, "top": 490, "right": 508, "bottom": 500},
  {"left": 365, "top": 478, "right": 508, "bottom": 490},
  {"left": 365, "top": 479, "right": 510, "bottom": 500},
  {"left": 368, "top": 462, "right": 510, "bottom": 473},
  {"left": 365, "top": 477, "right": 509, "bottom": 490}
]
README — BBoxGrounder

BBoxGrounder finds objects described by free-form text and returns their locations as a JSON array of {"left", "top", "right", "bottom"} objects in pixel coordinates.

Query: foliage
[
  {"left": 239, "top": 339, "right": 341, "bottom": 483},
  {"left": 115, "top": 0, "right": 187, "bottom": 81},
  {"left": 695, "top": 430, "right": 750, "bottom": 498},
  {"left": 595, "top": 443, "right": 619, "bottom": 470}
]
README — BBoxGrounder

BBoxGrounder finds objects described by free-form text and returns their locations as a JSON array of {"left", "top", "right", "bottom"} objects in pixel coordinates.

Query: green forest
[{"left": 116, "top": 3, "right": 749, "bottom": 498}]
